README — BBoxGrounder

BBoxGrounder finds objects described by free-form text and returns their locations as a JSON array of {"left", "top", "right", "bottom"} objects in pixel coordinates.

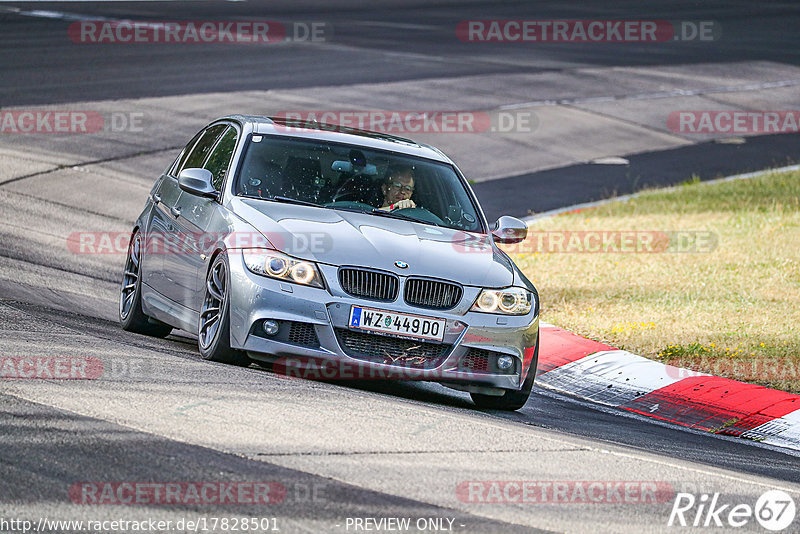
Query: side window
[
  {"left": 203, "top": 126, "right": 238, "bottom": 191},
  {"left": 170, "top": 130, "right": 204, "bottom": 176},
  {"left": 178, "top": 124, "right": 227, "bottom": 174}
]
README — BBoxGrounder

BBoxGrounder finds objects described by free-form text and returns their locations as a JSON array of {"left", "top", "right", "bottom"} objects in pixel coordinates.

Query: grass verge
[{"left": 509, "top": 169, "right": 800, "bottom": 393}]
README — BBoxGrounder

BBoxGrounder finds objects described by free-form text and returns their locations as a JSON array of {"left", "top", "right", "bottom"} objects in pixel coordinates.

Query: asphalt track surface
[
  {"left": 1, "top": 1, "right": 799, "bottom": 106},
  {"left": 1, "top": 2, "right": 800, "bottom": 533}
]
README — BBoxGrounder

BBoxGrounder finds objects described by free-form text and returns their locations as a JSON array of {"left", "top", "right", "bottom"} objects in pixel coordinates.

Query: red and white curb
[{"left": 535, "top": 320, "right": 800, "bottom": 452}]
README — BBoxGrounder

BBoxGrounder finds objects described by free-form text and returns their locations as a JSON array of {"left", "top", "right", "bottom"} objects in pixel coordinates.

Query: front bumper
[{"left": 228, "top": 252, "right": 539, "bottom": 390}]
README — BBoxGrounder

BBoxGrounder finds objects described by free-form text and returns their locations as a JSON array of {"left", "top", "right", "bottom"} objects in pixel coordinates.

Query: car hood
[{"left": 233, "top": 198, "right": 514, "bottom": 287}]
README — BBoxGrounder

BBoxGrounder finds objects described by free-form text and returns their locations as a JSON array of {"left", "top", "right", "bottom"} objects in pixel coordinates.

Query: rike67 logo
[{"left": 668, "top": 490, "right": 796, "bottom": 531}]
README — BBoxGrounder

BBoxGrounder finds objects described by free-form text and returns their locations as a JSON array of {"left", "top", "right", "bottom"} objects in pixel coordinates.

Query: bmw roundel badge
[{"left": 395, "top": 260, "right": 409, "bottom": 269}]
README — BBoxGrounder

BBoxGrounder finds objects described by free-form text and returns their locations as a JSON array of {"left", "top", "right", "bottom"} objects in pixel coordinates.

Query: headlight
[
  {"left": 471, "top": 287, "right": 533, "bottom": 315},
  {"left": 242, "top": 249, "right": 324, "bottom": 288}
]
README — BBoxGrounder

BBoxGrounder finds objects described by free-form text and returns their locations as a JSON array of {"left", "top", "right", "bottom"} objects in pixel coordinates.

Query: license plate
[{"left": 348, "top": 306, "right": 446, "bottom": 342}]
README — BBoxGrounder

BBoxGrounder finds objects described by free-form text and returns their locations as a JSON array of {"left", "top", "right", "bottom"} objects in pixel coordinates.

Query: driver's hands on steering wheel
[{"left": 384, "top": 199, "right": 416, "bottom": 211}]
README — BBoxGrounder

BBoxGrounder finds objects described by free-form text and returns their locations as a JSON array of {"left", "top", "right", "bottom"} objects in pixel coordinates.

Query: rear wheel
[
  {"left": 471, "top": 342, "right": 538, "bottom": 411},
  {"left": 198, "top": 253, "right": 251, "bottom": 366},
  {"left": 119, "top": 230, "right": 172, "bottom": 338}
]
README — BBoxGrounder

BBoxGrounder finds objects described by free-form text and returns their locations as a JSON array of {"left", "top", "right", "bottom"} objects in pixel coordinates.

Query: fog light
[
  {"left": 262, "top": 320, "right": 280, "bottom": 336},
  {"left": 497, "top": 355, "right": 514, "bottom": 371}
]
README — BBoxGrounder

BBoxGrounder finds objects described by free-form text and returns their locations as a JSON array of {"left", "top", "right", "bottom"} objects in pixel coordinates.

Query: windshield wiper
[
  {"left": 369, "top": 208, "right": 443, "bottom": 227},
  {"left": 270, "top": 196, "right": 320, "bottom": 208}
]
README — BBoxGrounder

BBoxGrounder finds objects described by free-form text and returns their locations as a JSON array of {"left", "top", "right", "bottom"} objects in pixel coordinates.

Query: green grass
[{"left": 508, "top": 169, "right": 800, "bottom": 393}]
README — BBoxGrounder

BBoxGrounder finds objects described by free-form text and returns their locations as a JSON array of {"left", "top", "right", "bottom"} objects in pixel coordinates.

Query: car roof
[{"left": 220, "top": 115, "right": 453, "bottom": 164}]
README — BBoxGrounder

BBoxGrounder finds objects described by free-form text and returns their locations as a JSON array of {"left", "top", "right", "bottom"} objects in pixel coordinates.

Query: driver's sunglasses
[{"left": 388, "top": 181, "right": 414, "bottom": 193}]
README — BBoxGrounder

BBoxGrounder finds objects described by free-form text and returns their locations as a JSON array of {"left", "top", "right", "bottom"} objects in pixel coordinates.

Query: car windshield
[{"left": 235, "top": 134, "right": 483, "bottom": 232}]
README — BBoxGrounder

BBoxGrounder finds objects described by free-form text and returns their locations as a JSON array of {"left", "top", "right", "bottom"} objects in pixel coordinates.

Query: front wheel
[
  {"left": 471, "top": 342, "right": 538, "bottom": 411},
  {"left": 198, "top": 253, "right": 251, "bottom": 366},
  {"left": 119, "top": 230, "right": 172, "bottom": 338}
]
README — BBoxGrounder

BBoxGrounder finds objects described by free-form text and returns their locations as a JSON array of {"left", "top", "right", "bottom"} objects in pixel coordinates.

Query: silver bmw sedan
[{"left": 119, "top": 115, "right": 539, "bottom": 410}]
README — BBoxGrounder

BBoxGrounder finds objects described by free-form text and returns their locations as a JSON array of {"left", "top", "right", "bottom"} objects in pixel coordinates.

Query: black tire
[
  {"left": 198, "top": 253, "right": 251, "bottom": 366},
  {"left": 471, "top": 341, "right": 539, "bottom": 411},
  {"left": 119, "top": 230, "right": 173, "bottom": 338}
]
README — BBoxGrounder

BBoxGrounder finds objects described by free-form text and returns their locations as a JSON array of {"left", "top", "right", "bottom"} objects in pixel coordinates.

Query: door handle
[
  {"left": 170, "top": 206, "right": 181, "bottom": 218},
  {"left": 152, "top": 193, "right": 161, "bottom": 205}
]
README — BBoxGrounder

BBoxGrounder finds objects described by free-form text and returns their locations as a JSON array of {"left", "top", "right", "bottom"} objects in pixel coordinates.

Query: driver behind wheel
[{"left": 379, "top": 164, "right": 416, "bottom": 211}]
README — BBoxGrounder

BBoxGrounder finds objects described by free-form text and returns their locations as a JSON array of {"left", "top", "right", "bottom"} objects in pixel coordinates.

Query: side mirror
[
  {"left": 492, "top": 216, "right": 527, "bottom": 244},
  {"left": 178, "top": 168, "right": 217, "bottom": 199}
]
